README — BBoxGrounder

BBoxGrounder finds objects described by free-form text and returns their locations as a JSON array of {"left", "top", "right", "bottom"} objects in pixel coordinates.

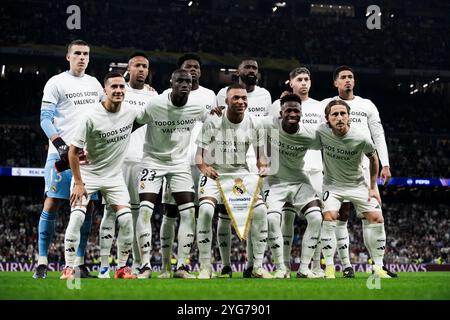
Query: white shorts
[
  {"left": 162, "top": 165, "right": 200, "bottom": 205},
  {"left": 72, "top": 175, "right": 130, "bottom": 207},
  {"left": 123, "top": 160, "right": 141, "bottom": 206},
  {"left": 322, "top": 184, "right": 382, "bottom": 218},
  {"left": 306, "top": 170, "right": 323, "bottom": 196},
  {"left": 138, "top": 164, "right": 194, "bottom": 195},
  {"left": 265, "top": 178, "right": 319, "bottom": 214}
]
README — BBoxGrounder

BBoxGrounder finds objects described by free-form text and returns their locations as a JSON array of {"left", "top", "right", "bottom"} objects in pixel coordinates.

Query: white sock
[
  {"left": 246, "top": 230, "right": 254, "bottom": 269},
  {"left": 100, "top": 205, "right": 116, "bottom": 270},
  {"left": 64, "top": 208, "right": 86, "bottom": 268},
  {"left": 160, "top": 215, "right": 176, "bottom": 271},
  {"left": 136, "top": 201, "right": 153, "bottom": 268},
  {"left": 267, "top": 211, "right": 285, "bottom": 270},
  {"left": 320, "top": 220, "right": 336, "bottom": 266},
  {"left": 217, "top": 213, "right": 232, "bottom": 267},
  {"left": 299, "top": 207, "right": 322, "bottom": 273},
  {"left": 336, "top": 220, "right": 351, "bottom": 269},
  {"left": 281, "top": 207, "right": 296, "bottom": 270},
  {"left": 197, "top": 200, "right": 215, "bottom": 269},
  {"left": 116, "top": 208, "right": 133, "bottom": 268},
  {"left": 365, "top": 223, "right": 386, "bottom": 266},
  {"left": 362, "top": 219, "right": 373, "bottom": 260},
  {"left": 74, "top": 256, "right": 84, "bottom": 267},
  {"left": 131, "top": 205, "right": 141, "bottom": 269},
  {"left": 250, "top": 203, "right": 268, "bottom": 269},
  {"left": 176, "top": 202, "right": 196, "bottom": 269}
]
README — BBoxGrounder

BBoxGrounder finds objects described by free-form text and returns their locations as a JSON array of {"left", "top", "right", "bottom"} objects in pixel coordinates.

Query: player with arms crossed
[
  {"left": 317, "top": 100, "right": 391, "bottom": 279},
  {"left": 196, "top": 83, "right": 272, "bottom": 279},
  {"left": 321, "top": 66, "right": 395, "bottom": 278},
  {"left": 61, "top": 72, "right": 146, "bottom": 280},
  {"left": 34, "top": 40, "right": 103, "bottom": 279},
  {"left": 261, "top": 94, "right": 323, "bottom": 278},
  {"left": 98, "top": 52, "right": 158, "bottom": 279},
  {"left": 159, "top": 54, "right": 217, "bottom": 276},
  {"left": 138, "top": 69, "right": 209, "bottom": 279}
]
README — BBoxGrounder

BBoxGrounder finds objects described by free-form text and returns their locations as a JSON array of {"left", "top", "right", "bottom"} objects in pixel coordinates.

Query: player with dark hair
[
  {"left": 261, "top": 93, "right": 323, "bottom": 278},
  {"left": 61, "top": 72, "right": 147, "bottom": 280},
  {"left": 321, "top": 66, "right": 395, "bottom": 278},
  {"left": 34, "top": 40, "right": 103, "bottom": 279},
  {"left": 158, "top": 53, "right": 217, "bottom": 277},
  {"left": 196, "top": 83, "right": 272, "bottom": 279},
  {"left": 216, "top": 58, "right": 272, "bottom": 277},
  {"left": 137, "top": 69, "right": 209, "bottom": 279},
  {"left": 269, "top": 66, "right": 326, "bottom": 277},
  {"left": 98, "top": 52, "right": 158, "bottom": 279}
]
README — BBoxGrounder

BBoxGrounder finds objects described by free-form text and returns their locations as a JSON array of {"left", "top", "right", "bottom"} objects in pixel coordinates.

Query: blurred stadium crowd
[
  {"left": 0, "top": 0, "right": 449, "bottom": 267},
  {"left": 1, "top": 0, "right": 449, "bottom": 69},
  {"left": 1, "top": 194, "right": 449, "bottom": 265}
]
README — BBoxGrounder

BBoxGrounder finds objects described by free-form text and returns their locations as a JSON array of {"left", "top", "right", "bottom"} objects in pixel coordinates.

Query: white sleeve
[
  {"left": 196, "top": 117, "right": 215, "bottom": 150},
  {"left": 136, "top": 100, "right": 153, "bottom": 124},
  {"left": 72, "top": 116, "right": 90, "bottom": 149},
  {"left": 42, "top": 77, "right": 59, "bottom": 105},
  {"left": 367, "top": 100, "right": 389, "bottom": 167},
  {"left": 269, "top": 100, "right": 281, "bottom": 118},
  {"left": 216, "top": 88, "right": 227, "bottom": 108}
]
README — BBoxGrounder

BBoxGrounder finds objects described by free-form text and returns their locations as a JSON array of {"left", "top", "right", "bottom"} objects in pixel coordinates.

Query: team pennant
[{"left": 216, "top": 173, "right": 263, "bottom": 240}]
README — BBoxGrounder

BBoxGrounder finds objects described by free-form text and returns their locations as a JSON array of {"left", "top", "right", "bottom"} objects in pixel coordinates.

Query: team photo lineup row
[{"left": 33, "top": 39, "right": 395, "bottom": 281}]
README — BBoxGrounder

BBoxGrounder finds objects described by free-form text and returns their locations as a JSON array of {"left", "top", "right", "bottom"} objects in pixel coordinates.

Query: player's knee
[
  {"left": 253, "top": 203, "right": 267, "bottom": 221},
  {"left": 306, "top": 210, "right": 323, "bottom": 228},
  {"left": 139, "top": 201, "right": 153, "bottom": 223},
  {"left": 366, "top": 212, "right": 384, "bottom": 224},
  {"left": 267, "top": 211, "right": 281, "bottom": 229},
  {"left": 199, "top": 200, "right": 215, "bottom": 222}
]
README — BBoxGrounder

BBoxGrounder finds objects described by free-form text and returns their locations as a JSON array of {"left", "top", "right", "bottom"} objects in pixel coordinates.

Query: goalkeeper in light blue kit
[{"left": 33, "top": 40, "right": 104, "bottom": 279}]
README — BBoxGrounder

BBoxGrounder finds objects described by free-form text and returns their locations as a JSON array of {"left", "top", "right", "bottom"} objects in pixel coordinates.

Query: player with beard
[
  {"left": 98, "top": 52, "right": 158, "bottom": 279},
  {"left": 321, "top": 66, "right": 396, "bottom": 278},
  {"left": 216, "top": 59, "right": 272, "bottom": 277}
]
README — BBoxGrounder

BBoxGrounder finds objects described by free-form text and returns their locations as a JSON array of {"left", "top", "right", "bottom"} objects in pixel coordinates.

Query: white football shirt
[
  {"left": 138, "top": 92, "right": 209, "bottom": 168},
  {"left": 196, "top": 113, "right": 263, "bottom": 173},
  {"left": 270, "top": 97, "right": 325, "bottom": 171},
  {"left": 317, "top": 123, "right": 376, "bottom": 188},
  {"left": 321, "top": 95, "right": 389, "bottom": 167},
  {"left": 72, "top": 102, "right": 145, "bottom": 179},
  {"left": 124, "top": 83, "right": 158, "bottom": 162},
  {"left": 217, "top": 85, "right": 272, "bottom": 117},
  {"left": 162, "top": 86, "right": 217, "bottom": 165},
  {"left": 258, "top": 116, "right": 321, "bottom": 182},
  {"left": 41, "top": 71, "right": 104, "bottom": 157}
]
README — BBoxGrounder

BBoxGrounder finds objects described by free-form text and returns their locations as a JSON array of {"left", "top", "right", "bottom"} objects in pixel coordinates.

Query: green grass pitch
[{"left": 1, "top": 271, "right": 450, "bottom": 300}]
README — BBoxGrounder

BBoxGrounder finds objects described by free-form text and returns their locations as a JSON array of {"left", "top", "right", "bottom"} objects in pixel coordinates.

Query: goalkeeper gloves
[{"left": 52, "top": 137, "right": 70, "bottom": 173}]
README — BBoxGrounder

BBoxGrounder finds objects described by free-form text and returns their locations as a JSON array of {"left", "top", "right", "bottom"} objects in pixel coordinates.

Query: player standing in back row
[
  {"left": 98, "top": 52, "right": 157, "bottom": 279},
  {"left": 34, "top": 40, "right": 103, "bottom": 279},
  {"left": 321, "top": 66, "right": 395, "bottom": 278}
]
